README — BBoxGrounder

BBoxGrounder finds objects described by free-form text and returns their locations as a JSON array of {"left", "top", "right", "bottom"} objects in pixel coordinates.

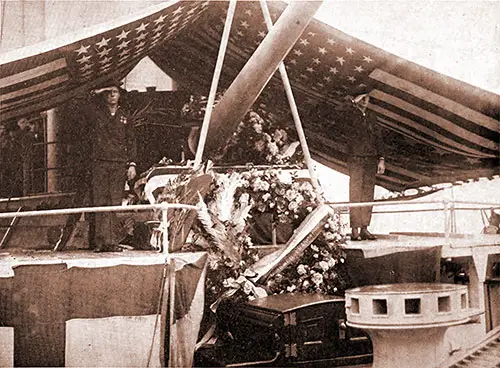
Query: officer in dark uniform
[
  {"left": 344, "top": 93, "right": 385, "bottom": 241},
  {"left": 55, "top": 79, "right": 137, "bottom": 250},
  {"left": 88, "top": 80, "right": 137, "bottom": 249}
]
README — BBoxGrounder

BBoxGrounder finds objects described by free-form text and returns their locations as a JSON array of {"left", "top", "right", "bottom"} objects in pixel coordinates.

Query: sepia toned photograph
[{"left": 0, "top": 1, "right": 498, "bottom": 367}]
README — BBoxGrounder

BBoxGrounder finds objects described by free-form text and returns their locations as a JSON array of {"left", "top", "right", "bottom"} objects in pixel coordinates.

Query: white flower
[
  {"left": 254, "top": 140, "right": 266, "bottom": 151},
  {"left": 262, "top": 193, "right": 271, "bottom": 202},
  {"left": 311, "top": 273, "right": 323, "bottom": 286},
  {"left": 288, "top": 201, "right": 299, "bottom": 211},
  {"left": 252, "top": 177, "right": 270, "bottom": 191},
  {"left": 300, "top": 182, "right": 314, "bottom": 192},
  {"left": 223, "top": 277, "right": 236, "bottom": 288},
  {"left": 243, "top": 280, "right": 253, "bottom": 295},
  {"left": 302, "top": 280, "right": 310, "bottom": 289},
  {"left": 287, "top": 285, "right": 297, "bottom": 292},
  {"left": 267, "top": 142, "right": 279, "bottom": 155},
  {"left": 285, "top": 189, "right": 296, "bottom": 201},
  {"left": 324, "top": 232, "right": 335, "bottom": 240},
  {"left": 297, "top": 264, "right": 307, "bottom": 275},
  {"left": 319, "top": 261, "right": 329, "bottom": 272},
  {"left": 328, "top": 258, "right": 337, "bottom": 268},
  {"left": 273, "top": 129, "right": 287, "bottom": 144},
  {"left": 253, "top": 123, "right": 263, "bottom": 133}
]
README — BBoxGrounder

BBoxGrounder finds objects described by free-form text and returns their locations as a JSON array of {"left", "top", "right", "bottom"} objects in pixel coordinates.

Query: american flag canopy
[
  {"left": 0, "top": 0, "right": 210, "bottom": 121},
  {"left": 1, "top": 0, "right": 499, "bottom": 192}
]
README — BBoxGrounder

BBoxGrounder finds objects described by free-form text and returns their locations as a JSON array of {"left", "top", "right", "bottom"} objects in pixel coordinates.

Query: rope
[
  {"left": 194, "top": 0, "right": 237, "bottom": 169},
  {"left": 259, "top": 0, "right": 324, "bottom": 204}
]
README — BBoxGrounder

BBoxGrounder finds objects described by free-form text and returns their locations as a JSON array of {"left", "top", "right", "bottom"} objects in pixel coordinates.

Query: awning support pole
[
  {"left": 259, "top": 0, "right": 324, "bottom": 204},
  {"left": 193, "top": 0, "right": 237, "bottom": 170},
  {"left": 204, "top": 1, "right": 322, "bottom": 153}
]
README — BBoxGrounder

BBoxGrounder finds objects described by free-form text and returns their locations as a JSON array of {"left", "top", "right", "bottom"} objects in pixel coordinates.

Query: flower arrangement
[
  {"left": 159, "top": 168, "right": 348, "bottom": 308},
  {"left": 181, "top": 93, "right": 303, "bottom": 165},
  {"left": 265, "top": 230, "right": 350, "bottom": 295},
  {"left": 152, "top": 94, "right": 348, "bottom": 307},
  {"left": 236, "top": 169, "right": 317, "bottom": 225}
]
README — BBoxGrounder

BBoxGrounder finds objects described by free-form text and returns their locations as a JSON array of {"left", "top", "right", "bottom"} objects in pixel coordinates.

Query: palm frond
[
  {"left": 197, "top": 192, "right": 240, "bottom": 263},
  {"left": 197, "top": 192, "right": 214, "bottom": 231},
  {"left": 231, "top": 193, "right": 253, "bottom": 234},
  {"left": 217, "top": 172, "right": 241, "bottom": 223}
]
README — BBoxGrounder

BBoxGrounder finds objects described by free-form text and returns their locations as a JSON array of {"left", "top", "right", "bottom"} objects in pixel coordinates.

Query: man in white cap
[{"left": 345, "top": 93, "right": 386, "bottom": 241}]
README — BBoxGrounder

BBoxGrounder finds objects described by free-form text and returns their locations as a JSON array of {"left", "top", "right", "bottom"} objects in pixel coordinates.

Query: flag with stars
[
  {"left": 0, "top": 0, "right": 209, "bottom": 122},
  {"left": 1, "top": 0, "right": 498, "bottom": 190},
  {"left": 149, "top": 1, "right": 499, "bottom": 191}
]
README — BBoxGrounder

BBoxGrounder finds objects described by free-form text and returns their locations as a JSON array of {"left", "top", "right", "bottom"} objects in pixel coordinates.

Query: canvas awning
[{"left": 1, "top": 1, "right": 498, "bottom": 192}]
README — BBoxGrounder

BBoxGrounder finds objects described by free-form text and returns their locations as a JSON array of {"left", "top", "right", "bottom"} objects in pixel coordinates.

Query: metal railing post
[
  {"left": 161, "top": 206, "right": 169, "bottom": 256},
  {"left": 443, "top": 199, "right": 450, "bottom": 240}
]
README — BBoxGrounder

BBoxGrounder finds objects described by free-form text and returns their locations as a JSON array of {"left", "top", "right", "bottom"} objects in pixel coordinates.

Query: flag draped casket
[
  {"left": 0, "top": 251, "right": 207, "bottom": 367},
  {"left": 0, "top": 1, "right": 498, "bottom": 192},
  {"left": 195, "top": 293, "right": 373, "bottom": 367}
]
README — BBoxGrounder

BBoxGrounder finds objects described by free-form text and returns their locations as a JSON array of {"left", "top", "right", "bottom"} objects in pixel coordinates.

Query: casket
[{"left": 195, "top": 293, "right": 373, "bottom": 367}]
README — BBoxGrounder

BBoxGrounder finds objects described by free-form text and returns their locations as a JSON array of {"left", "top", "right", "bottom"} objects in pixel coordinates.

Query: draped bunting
[
  {"left": 0, "top": 252, "right": 207, "bottom": 367},
  {"left": 0, "top": 0, "right": 209, "bottom": 121},
  {"left": 1, "top": 1, "right": 498, "bottom": 191}
]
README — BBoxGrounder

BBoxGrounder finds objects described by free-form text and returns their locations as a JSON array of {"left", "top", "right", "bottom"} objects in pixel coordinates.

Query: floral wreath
[{"left": 157, "top": 168, "right": 349, "bottom": 309}]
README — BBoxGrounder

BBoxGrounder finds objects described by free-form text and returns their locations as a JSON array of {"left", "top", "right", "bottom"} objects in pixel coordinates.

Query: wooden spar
[
  {"left": 203, "top": 1, "right": 323, "bottom": 154},
  {"left": 260, "top": 0, "right": 324, "bottom": 204}
]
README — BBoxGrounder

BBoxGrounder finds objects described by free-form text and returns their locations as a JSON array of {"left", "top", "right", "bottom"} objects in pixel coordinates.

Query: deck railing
[
  {"left": 0, "top": 203, "right": 198, "bottom": 254},
  {"left": 0, "top": 199, "right": 498, "bottom": 251},
  {"left": 326, "top": 199, "right": 500, "bottom": 241}
]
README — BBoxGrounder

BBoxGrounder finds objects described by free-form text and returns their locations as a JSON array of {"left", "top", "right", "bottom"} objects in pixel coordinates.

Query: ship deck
[{"left": 342, "top": 232, "right": 500, "bottom": 259}]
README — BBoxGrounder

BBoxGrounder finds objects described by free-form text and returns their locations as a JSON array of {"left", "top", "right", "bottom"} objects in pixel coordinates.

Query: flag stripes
[
  {"left": 306, "top": 130, "right": 428, "bottom": 182},
  {"left": 375, "top": 116, "right": 486, "bottom": 158},
  {"left": 372, "top": 77, "right": 499, "bottom": 148},
  {"left": 369, "top": 69, "right": 500, "bottom": 133},
  {"left": 370, "top": 89, "right": 497, "bottom": 152},
  {"left": 0, "top": 58, "right": 67, "bottom": 89},
  {"left": 0, "top": 0, "right": 209, "bottom": 122},
  {"left": 311, "top": 149, "right": 414, "bottom": 190},
  {"left": 1, "top": 75, "right": 70, "bottom": 103},
  {"left": 0, "top": 0, "right": 498, "bottom": 190},
  {"left": 0, "top": 83, "right": 68, "bottom": 110},
  {"left": 369, "top": 102, "right": 495, "bottom": 158}
]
